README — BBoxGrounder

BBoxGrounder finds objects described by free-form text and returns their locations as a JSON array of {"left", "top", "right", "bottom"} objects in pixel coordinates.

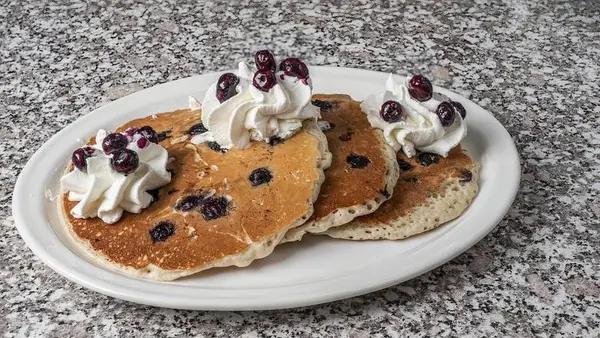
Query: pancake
[
  {"left": 283, "top": 94, "right": 399, "bottom": 242},
  {"left": 61, "top": 109, "right": 330, "bottom": 281},
  {"left": 324, "top": 146, "right": 479, "bottom": 240}
]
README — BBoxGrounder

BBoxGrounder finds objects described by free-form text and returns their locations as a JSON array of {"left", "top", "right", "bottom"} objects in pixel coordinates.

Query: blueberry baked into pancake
[
  {"left": 60, "top": 51, "right": 331, "bottom": 281},
  {"left": 325, "top": 74, "right": 479, "bottom": 240},
  {"left": 283, "top": 94, "right": 399, "bottom": 242}
]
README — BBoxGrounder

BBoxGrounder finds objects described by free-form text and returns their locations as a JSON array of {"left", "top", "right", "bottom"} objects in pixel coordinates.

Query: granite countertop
[{"left": 1, "top": 0, "right": 599, "bottom": 336}]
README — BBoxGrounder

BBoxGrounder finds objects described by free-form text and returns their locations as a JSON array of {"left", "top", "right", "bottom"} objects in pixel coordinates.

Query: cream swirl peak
[
  {"left": 190, "top": 50, "right": 320, "bottom": 149},
  {"left": 361, "top": 74, "right": 467, "bottom": 157},
  {"left": 61, "top": 127, "right": 172, "bottom": 224}
]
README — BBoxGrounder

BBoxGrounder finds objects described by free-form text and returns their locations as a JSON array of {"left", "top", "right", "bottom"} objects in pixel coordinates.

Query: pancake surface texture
[
  {"left": 62, "top": 109, "right": 330, "bottom": 280},
  {"left": 324, "top": 146, "right": 479, "bottom": 240},
  {"left": 284, "top": 94, "right": 399, "bottom": 242}
]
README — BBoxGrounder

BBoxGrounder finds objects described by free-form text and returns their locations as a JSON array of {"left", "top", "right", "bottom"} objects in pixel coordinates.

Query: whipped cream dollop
[
  {"left": 61, "top": 129, "right": 171, "bottom": 224},
  {"left": 361, "top": 74, "right": 467, "bottom": 157},
  {"left": 190, "top": 61, "right": 320, "bottom": 149}
]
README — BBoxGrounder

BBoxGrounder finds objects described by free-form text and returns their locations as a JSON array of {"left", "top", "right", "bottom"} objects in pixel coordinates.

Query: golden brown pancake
[
  {"left": 62, "top": 109, "right": 330, "bottom": 280},
  {"left": 283, "top": 94, "right": 399, "bottom": 242},
  {"left": 324, "top": 146, "right": 479, "bottom": 240}
]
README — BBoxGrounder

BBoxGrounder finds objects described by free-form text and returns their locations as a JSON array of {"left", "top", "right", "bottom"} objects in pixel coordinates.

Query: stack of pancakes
[{"left": 61, "top": 95, "right": 479, "bottom": 281}]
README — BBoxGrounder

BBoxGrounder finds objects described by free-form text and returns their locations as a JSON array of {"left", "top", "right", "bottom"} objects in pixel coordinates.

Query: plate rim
[{"left": 12, "top": 65, "right": 521, "bottom": 310}]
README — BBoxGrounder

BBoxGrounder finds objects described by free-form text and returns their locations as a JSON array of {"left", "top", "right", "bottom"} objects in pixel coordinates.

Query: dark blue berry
[
  {"left": 417, "top": 152, "right": 440, "bottom": 166},
  {"left": 346, "top": 154, "right": 370, "bottom": 168},
  {"left": 397, "top": 159, "right": 413, "bottom": 171},
  {"left": 450, "top": 100, "right": 466, "bottom": 119},
  {"left": 249, "top": 167, "right": 272, "bottom": 186},
  {"left": 188, "top": 123, "right": 208, "bottom": 135},
  {"left": 200, "top": 196, "right": 229, "bottom": 221},
  {"left": 136, "top": 126, "right": 159, "bottom": 143},
  {"left": 408, "top": 75, "right": 433, "bottom": 101},
  {"left": 279, "top": 58, "right": 309, "bottom": 79},
  {"left": 380, "top": 100, "right": 405, "bottom": 123},
  {"left": 102, "top": 133, "right": 128, "bottom": 155},
  {"left": 253, "top": 69, "right": 276, "bottom": 92},
  {"left": 157, "top": 130, "right": 171, "bottom": 142},
  {"left": 459, "top": 169, "right": 473, "bottom": 182},
  {"left": 147, "top": 188, "right": 160, "bottom": 204},
  {"left": 149, "top": 221, "right": 175, "bottom": 243},
  {"left": 254, "top": 50, "right": 276, "bottom": 71},
  {"left": 216, "top": 73, "right": 240, "bottom": 103},
  {"left": 72, "top": 147, "right": 95, "bottom": 172},
  {"left": 338, "top": 132, "right": 352, "bottom": 141},
  {"left": 312, "top": 100, "right": 335, "bottom": 111},
  {"left": 206, "top": 141, "right": 226, "bottom": 153},
  {"left": 435, "top": 102, "right": 456, "bottom": 127},
  {"left": 268, "top": 136, "right": 284, "bottom": 146},
  {"left": 111, "top": 149, "right": 139, "bottom": 174},
  {"left": 174, "top": 195, "right": 204, "bottom": 212}
]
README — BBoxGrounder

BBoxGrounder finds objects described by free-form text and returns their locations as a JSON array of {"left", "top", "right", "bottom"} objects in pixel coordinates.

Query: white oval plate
[{"left": 13, "top": 67, "right": 520, "bottom": 310}]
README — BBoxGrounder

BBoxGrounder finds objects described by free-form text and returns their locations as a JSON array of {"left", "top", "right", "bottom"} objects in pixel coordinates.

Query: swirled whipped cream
[
  {"left": 361, "top": 74, "right": 467, "bottom": 157},
  {"left": 190, "top": 56, "right": 319, "bottom": 149},
  {"left": 61, "top": 129, "right": 171, "bottom": 224}
]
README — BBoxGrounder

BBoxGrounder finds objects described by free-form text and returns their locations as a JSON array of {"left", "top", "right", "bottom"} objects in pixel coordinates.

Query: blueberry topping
[
  {"left": 379, "top": 187, "right": 391, "bottom": 199},
  {"left": 174, "top": 195, "right": 204, "bottom": 212},
  {"left": 147, "top": 188, "right": 160, "bottom": 204},
  {"left": 311, "top": 99, "right": 335, "bottom": 111},
  {"left": 71, "top": 147, "right": 95, "bottom": 172},
  {"left": 279, "top": 58, "right": 309, "bottom": 79},
  {"left": 268, "top": 136, "right": 284, "bottom": 146},
  {"left": 188, "top": 123, "right": 208, "bottom": 135},
  {"left": 111, "top": 149, "right": 139, "bottom": 174},
  {"left": 380, "top": 100, "right": 405, "bottom": 123},
  {"left": 417, "top": 152, "right": 440, "bottom": 166},
  {"left": 216, "top": 73, "right": 240, "bottom": 103},
  {"left": 200, "top": 196, "right": 229, "bottom": 221},
  {"left": 157, "top": 130, "right": 171, "bottom": 142},
  {"left": 450, "top": 100, "right": 466, "bottom": 119},
  {"left": 206, "top": 141, "right": 226, "bottom": 153},
  {"left": 408, "top": 75, "right": 433, "bottom": 101},
  {"left": 338, "top": 132, "right": 352, "bottom": 141},
  {"left": 404, "top": 177, "right": 419, "bottom": 183},
  {"left": 435, "top": 102, "right": 456, "bottom": 127},
  {"left": 149, "top": 221, "right": 175, "bottom": 243},
  {"left": 136, "top": 137, "right": 149, "bottom": 149},
  {"left": 252, "top": 69, "right": 276, "bottom": 92},
  {"left": 101, "top": 133, "right": 128, "bottom": 155},
  {"left": 397, "top": 159, "right": 413, "bottom": 171},
  {"left": 460, "top": 169, "right": 473, "bottom": 182},
  {"left": 254, "top": 49, "right": 276, "bottom": 71},
  {"left": 249, "top": 167, "right": 273, "bottom": 186},
  {"left": 136, "top": 126, "right": 159, "bottom": 143},
  {"left": 346, "top": 154, "right": 371, "bottom": 168}
]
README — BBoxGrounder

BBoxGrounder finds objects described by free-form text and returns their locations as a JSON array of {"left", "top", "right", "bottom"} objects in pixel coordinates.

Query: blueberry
[
  {"left": 450, "top": 100, "right": 466, "bottom": 119},
  {"left": 71, "top": 147, "right": 95, "bottom": 172},
  {"left": 311, "top": 100, "right": 335, "bottom": 111},
  {"left": 268, "top": 136, "right": 284, "bottom": 146},
  {"left": 136, "top": 126, "right": 159, "bottom": 143},
  {"left": 417, "top": 152, "right": 440, "bottom": 166},
  {"left": 174, "top": 195, "right": 204, "bottom": 212},
  {"left": 111, "top": 149, "right": 139, "bottom": 175},
  {"left": 338, "top": 132, "right": 352, "bottom": 141},
  {"left": 188, "top": 123, "right": 208, "bottom": 135},
  {"left": 252, "top": 69, "right": 276, "bottom": 92},
  {"left": 206, "top": 141, "right": 226, "bottom": 153},
  {"left": 460, "top": 169, "right": 473, "bottom": 182},
  {"left": 149, "top": 221, "right": 175, "bottom": 243},
  {"left": 136, "top": 137, "right": 149, "bottom": 149},
  {"left": 408, "top": 75, "right": 433, "bottom": 101},
  {"left": 435, "top": 102, "right": 456, "bottom": 127},
  {"left": 279, "top": 58, "right": 309, "bottom": 79},
  {"left": 101, "top": 133, "right": 128, "bottom": 155},
  {"left": 200, "top": 196, "right": 229, "bottom": 221},
  {"left": 254, "top": 49, "right": 276, "bottom": 71},
  {"left": 147, "top": 188, "right": 160, "bottom": 204},
  {"left": 249, "top": 167, "right": 272, "bottom": 186},
  {"left": 216, "top": 73, "right": 240, "bottom": 103},
  {"left": 157, "top": 130, "right": 171, "bottom": 141},
  {"left": 397, "top": 159, "right": 413, "bottom": 171},
  {"left": 346, "top": 154, "right": 370, "bottom": 168},
  {"left": 380, "top": 100, "right": 405, "bottom": 123}
]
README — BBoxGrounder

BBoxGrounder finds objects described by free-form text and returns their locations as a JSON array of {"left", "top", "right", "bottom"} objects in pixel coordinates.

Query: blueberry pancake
[
  {"left": 283, "top": 94, "right": 400, "bottom": 242},
  {"left": 324, "top": 146, "right": 479, "bottom": 240},
  {"left": 61, "top": 108, "right": 330, "bottom": 281}
]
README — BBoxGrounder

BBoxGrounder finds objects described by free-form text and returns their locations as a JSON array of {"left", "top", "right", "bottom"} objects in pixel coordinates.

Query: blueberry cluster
[{"left": 174, "top": 193, "right": 230, "bottom": 221}]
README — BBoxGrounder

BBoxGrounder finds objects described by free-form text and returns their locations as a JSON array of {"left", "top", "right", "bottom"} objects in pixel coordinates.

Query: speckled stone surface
[{"left": 1, "top": 0, "right": 599, "bottom": 336}]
